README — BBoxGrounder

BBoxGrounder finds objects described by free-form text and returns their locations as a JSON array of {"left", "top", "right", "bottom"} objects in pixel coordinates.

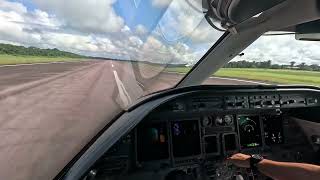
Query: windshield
[
  {"left": 0, "top": 0, "right": 222, "bottom": 179},
  {"left": 202, "top": 34, "right": 320, "bottom": 86}
]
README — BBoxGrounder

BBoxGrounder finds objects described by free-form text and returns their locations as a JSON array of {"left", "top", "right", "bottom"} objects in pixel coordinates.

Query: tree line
[
  {"left": 224, "top": 60, "right": 320, "bottom": 71},
  {"left": 0, "top": 43, "right": 85, "bottom": 58}
]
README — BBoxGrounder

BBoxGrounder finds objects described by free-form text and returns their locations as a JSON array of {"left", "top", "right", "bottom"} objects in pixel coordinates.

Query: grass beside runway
[
  {"left": 166, "top": 67, "right": 320, "bottom": 87},
  {"left": 0, "top": 54, "right": 85, "bottom": 65}
]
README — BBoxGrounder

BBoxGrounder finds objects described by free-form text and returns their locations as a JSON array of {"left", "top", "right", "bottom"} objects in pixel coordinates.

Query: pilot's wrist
[
  {"left": 250, "top": 154, "right": 264, "bottom": 172},
  {"left": 256, "top": 159, "right": 272, "bottom": 169}
]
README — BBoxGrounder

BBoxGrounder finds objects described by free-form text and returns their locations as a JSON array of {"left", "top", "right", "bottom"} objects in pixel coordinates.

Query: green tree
[
  {"left": 310, "top": 64, "right": 319, "bottom": 71},
  {"left": 0, "top": 43, "right": 85, "bottom": 58},
  {"left": 298, "top": 62, "right": 307, "bottom": 70}
]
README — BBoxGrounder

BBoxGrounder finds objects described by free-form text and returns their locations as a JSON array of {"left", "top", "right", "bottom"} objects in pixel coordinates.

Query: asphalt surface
[{"left": 0, "top": 60, "right": 265, "bottom": 180}]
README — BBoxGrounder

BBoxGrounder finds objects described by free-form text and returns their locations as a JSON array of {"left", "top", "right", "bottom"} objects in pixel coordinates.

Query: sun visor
[{"left": 206, "top": 0, "right": 286, "bottom": 25}]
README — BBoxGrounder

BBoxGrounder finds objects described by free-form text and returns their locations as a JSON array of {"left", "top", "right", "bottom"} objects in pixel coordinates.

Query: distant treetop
[{"left": 0, "top": 43, "right": 85, "bottom": 58}]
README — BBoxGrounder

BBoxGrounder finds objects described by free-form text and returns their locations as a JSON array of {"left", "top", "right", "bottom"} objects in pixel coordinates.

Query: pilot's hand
[{"left": 226, "top": 153, "right": 251, "bottom": 168}]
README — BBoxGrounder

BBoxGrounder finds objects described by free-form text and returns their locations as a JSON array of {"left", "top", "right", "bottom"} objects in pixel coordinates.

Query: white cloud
[
  {"left": 144, "top": 36, "right": 165, "bottom": 51},
  {"left": 95, "top": 37, "right": 116, "bottom": 51},
  {"left": 134, "top": 34, "right": 196, "bottom": 65},
  {"left": 0, "top": 10, "right": 41, "bottom": 44},
  {"left": 0, "top": 0, "right": 63, "bottom": 46},
  {"left": 0, "top": 1, "right": 117, "bottom": 57},
  {"left": 129, "top": 36, "right": 143, "bottom": 47},
  {"left": 188, "top": 21, "right": 223, "bottom": 43},
  {"left": 0, "top": 0, "right": 27, "bottom": 13},
  {"left": 121, "top": 25, "right": 131, "bottom": 34},
  {"left": 157, "top": 0, "right": 222, "bottom": 44},
  {"left": 152, "top": 0, "right": 172, "bottom": 8},
  {"left": 33, "top": 0, "right": 124, "bottom": 34},
  {"left": 0, "top": 0, "right": 214, "bottom": 65},
  {"left": 1, "top": 0, "right": 319, "bottom": 67},
  {"left": 135, "top": 24, "right": 147, "bottom": 35},
  {"left": 42, "top": 33, "right": 98, "bottom": 52},
  {"left": 234, "top": 35, "right": 320, "bottom": 65},
  {"left": 28, "top": 9, "right": 60, "bottom": 28}
]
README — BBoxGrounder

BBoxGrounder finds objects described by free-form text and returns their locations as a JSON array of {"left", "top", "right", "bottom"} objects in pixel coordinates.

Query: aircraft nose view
[{"left": 0, "top": 0, "right": 320, "bottom": 180}]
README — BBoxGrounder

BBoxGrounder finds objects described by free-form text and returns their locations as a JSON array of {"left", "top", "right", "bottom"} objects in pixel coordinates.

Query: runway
[{"left": 0, "top": 59, "right": 267, "bottom": 180}]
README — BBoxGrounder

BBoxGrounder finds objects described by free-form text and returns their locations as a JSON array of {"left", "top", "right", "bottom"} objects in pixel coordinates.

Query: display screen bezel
[
  {"left": 170, "top": 119, "right": 202, "bottom": 160},
  {"left": 136, "top": 120, "right": 170, "bottom": 163},
  {"left": 237, "top": 115, "right": 263, "bottom": 149},
  {"left": 222, "top": 133, "right": 239, "bottom": 153},
  {"left": 203, "top": 134, "right": 220, "bottom": 156},
  {"left": 262, "top": 115, "right": 285, "bottom": 146}
]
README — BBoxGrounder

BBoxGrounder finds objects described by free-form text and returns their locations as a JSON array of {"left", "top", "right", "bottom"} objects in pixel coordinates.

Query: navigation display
[
  {"left": 137, "top": 122, "right": 169, "bottom": 161},
  {"left": 238, "top": 115, "right": 262, "bottom": 149},
  {"left": 171, "top": 120, "right": 201, "bottom": 157}
]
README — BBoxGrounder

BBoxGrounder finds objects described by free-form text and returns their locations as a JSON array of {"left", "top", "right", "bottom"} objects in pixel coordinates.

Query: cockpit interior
[{"left": 80, "top": 86, "right": 320, "bottom": 180}]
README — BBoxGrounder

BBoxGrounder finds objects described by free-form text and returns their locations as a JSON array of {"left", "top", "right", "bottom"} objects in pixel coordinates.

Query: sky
[{"left": 0, "top": 0, "right": 319, "bottom": 65}]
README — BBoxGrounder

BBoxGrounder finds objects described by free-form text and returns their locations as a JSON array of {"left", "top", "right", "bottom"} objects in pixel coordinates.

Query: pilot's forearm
[{"left": 257, "top": 159, "right": 320, "bottom": 180}]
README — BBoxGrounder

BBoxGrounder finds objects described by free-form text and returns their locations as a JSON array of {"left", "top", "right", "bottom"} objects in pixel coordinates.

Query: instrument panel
[
  {"left": 131, "top": 91, "right": 319, "bottom": 179},
  {"left": 136, "top": 114, "right": 284, "bottom": 165},
  {"left": 89, "top": 89, "right": 320, "bottom": 180}
]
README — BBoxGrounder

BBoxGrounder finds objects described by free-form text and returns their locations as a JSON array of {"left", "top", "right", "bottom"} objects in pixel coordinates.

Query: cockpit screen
[
  {"left": 137, "top": 122, "right": 169, "bottom": 161},
  {"left": 263, "top": 115, "right": 284, "bottom": 145},
  {"left": 204, "top": 135, "right": 219, "bottom": 154},
  {"left": 223, "top": 133, "right": 238, "bottom": 152},
  {"left": 238, "top": 115, "right": 262, "bottom": 149},
  {"left": 171, "top": 120, "right": 201, "bottom": 157}
]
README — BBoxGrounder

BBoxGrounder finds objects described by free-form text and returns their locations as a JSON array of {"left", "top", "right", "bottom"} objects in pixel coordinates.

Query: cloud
[
  {"left": 157, "top": 0, "right": 222, "bottom": 43},
  {"left": 0, "top": 0, "right": 27, "bottom": 13},
  {"left": 0, "top": 1, "right": 114, "bottom": 56},
  {"left": 134, "top": 33, "right": 196, "bottom": 65},
  {"left": 42, "top": 33, "right": 99, "bottom": 52},
  {"left": 0, "top": 0, "right": 215, "bottom": 65},
  {"left": 235, "top": 35, "right": 320, "bottom": 65},
  {"left": 2, "top": 0, "right": 319, "bottom": 67},
  {"left": 0, "top": 9, "right": 41, "bottom": 45},
  {"left": 152, "top": 0, "right": 172, "bottom": 8},
  {"left": 150, "top": 0, "right": 223, "bottom": 65},
  {"left": 135, "top": 24, "right": 147, "bottom": 35},
  {"left": 188, "top": 21, "right": 223, "bottom": 43},
  {"left": 144, "top": 36, "right": 165, "bottom": 51},
  {"left": 32, "top": 0, "right": 124, "bottom": 34},
  {"left": 129, "top": 36, "right": 143, "bottom": 47},
  {"left": 0, "top": 0, "right": 63, "bottom": 46},
  {"left": 26, "top": 9, "right": 60, "bottom": 28}
]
